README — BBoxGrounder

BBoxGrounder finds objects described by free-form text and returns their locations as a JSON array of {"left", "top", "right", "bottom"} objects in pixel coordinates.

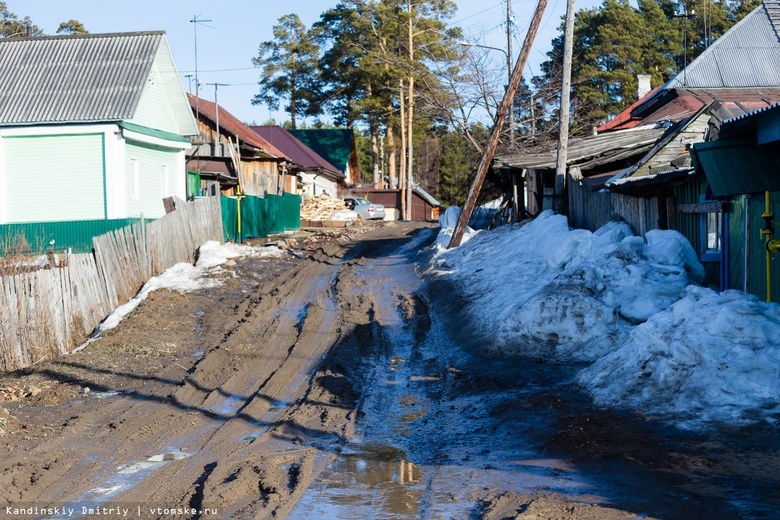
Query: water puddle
[
  {"left": 55, "top": 452, "right": 192, "bottom": 517},
  {"left": 211, "top": 394, "right": 245, "bottom": 417}
]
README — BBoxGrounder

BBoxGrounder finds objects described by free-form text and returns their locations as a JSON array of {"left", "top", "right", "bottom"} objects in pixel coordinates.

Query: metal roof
[
  {"left": 496, "top": 125, "right": 667, "bottom": 171},
  {"left": 0, "top": 31, "right": 165, "bottom": 125},
  {"left": 288, "top": 129, "right": 353, "bottom": 174},
  {"left": 664, "top": 2, "right": 780, "bottom": 90},
  {"left": 251, "top": 126, "right": 345, "bottom": 181},
  {"left": 188, "top": 94, "right": 288, "bottom": 160},
  {"left": 692, "top": 138, "right": 780, "bottom": 195}
]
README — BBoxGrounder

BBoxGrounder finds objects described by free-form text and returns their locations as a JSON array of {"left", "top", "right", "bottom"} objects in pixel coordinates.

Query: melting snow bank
[
  {"left": 74, "top": 241, "right": 283, "bottom": 351},
  {"left": 578, "top": 286, "right": 780, "bottom": 427},
  {"left": 430, "top": 210, "right": 704, "bottom": 361},
  {"left": 431, "top": 210, "right": 780, "bottom": 427}
]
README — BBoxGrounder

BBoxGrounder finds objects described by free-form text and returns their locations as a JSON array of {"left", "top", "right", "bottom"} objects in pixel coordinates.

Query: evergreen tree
[
  {"left": 252, "top": 14, "right": 321, "bottom": 129},
  {"left": 56, "top": 19, "right": 88, "bottom": 35},
  {"left": 535, "top": 0, "right": 760, "bottom": 134},
  {"left": 0, "top": 2, "right": 41, "bottom": 37}
]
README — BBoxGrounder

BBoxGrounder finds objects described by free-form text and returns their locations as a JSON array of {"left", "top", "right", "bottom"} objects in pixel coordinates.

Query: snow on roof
[{"left": 433, "top": 210, "right": 779, "bottom": 428}]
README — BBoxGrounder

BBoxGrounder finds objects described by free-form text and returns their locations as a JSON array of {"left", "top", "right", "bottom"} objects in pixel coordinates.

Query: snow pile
[
  {"left": 433, "top": 206, "right": 479, "bottom": 252},
  {"left": 431, "top": 211, "right": 704, "bottom": 361},
  {"left": 578, "top": 286, "right": 780, "bottom": 426},
  {"left": 330, "top": 209, "right": 359, "bottom": 222},
  {"left": 89, "top": 241, "right": 282, "bottom": 338}
]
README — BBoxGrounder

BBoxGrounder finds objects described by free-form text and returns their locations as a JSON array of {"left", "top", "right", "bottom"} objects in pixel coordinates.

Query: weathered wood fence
[{"left": 0, "top": 196, "right": 222, "bottom": 371}]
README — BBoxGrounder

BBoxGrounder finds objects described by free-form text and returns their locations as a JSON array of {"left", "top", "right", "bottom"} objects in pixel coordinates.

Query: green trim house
[
  {"left": 692, "top": 104, "right": 780, "bottom": 301},
  {"left": 0, "top": 31, "right": 197, "bottom": 236}
]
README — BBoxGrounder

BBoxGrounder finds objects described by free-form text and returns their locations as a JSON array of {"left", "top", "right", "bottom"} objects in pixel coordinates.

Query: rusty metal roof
[
  {"left": 188, "top": 94, "right": 288, "bottom": 160},
  {"left": 0, "top": 31, "right": 167, "bottom": 125},
  {"left": 495, "top": 125, "right": 667, "bottom": 171}
]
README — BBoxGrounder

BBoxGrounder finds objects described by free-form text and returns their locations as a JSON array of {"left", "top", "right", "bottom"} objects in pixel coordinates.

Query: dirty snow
[
  {"left": 432, "top": 209, "right": 780, "bottom": 427},
  {"left": 81, "top": 241, "right": 283, "bottom": 343}
]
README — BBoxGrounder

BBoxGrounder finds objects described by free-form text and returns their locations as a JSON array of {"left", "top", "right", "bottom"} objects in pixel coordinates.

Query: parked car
[{"left": 343, "top": 197, "right": 386, "bottom": 220}]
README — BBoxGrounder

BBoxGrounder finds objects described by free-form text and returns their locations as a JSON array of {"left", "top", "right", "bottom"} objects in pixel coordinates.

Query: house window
[
  {"left": 704, "top": 211, "right": 721, "bottom": 254},
  {"left": 161, "top": 165, "right": 169, "bottom": 197},
  {"left": 131, "top": 159, "right": 140, "bottom": 199}
]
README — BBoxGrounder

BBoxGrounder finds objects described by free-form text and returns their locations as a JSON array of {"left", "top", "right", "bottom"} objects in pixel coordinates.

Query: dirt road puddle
[
  {"left": 58, "top": 452, "right": 192, "bottom": 517},
  {"left": 289, "top": 229, "right": 603, "bottom": 517}
]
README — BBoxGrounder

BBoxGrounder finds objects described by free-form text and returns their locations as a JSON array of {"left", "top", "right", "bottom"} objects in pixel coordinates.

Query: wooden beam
[
  {"left": 678, "top": 201, "right": 729, "bottom": 214},
  {"left": 447, "top": 0, "right": 548, "bottom": 249}
]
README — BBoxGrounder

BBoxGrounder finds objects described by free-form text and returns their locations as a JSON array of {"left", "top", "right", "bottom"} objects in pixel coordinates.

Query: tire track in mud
[{"left": 0, "top": 224, "right": 436, "bottom": 518}]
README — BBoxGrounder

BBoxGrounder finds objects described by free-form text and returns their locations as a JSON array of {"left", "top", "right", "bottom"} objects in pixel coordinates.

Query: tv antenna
[{"left": 189, "top": 14, "right": 214, "bottom": 102}]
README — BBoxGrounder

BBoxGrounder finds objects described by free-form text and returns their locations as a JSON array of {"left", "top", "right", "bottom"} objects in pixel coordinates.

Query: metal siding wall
[
  {"left": 127, "top": 54, "right": 179, "bottom": 134},
  {"left": 125, "top": 142, "right": 179, "bottom": 219},
  {"left": 0, "top": 219, "right": 141, "bottom": 254},
  {"left": 728, "top": 195, "right": 746, "bottom": 291},
  {"left": 4, "top": 134, "right": 104, "bottom": 223},
  {"left": 747, "top": 192, "right": 780, "bottom": 301}
]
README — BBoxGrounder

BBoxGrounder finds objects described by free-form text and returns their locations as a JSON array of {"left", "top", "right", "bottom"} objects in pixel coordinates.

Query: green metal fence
[
  {"left": 0, "top": 218, "right": 143, "bottom": 255},
  {"left": 221, "top": 193, "right": 301, "bottom": 242}
]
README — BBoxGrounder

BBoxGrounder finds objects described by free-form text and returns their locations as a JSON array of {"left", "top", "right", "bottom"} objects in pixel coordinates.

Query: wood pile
[{"left": 300, "top": 195, "right": 349, "bottom": 221}]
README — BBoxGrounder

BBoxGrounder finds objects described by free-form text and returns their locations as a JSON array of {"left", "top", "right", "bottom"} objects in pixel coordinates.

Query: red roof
[
  {"left": 250, "top": 125, "right": 345, "bottom": 180},
  {"left": 597, "top": 86, "right": 663, "bottom": 132},
  {"left": 188, "top": 94, "right": 288, "bottom": 160}
]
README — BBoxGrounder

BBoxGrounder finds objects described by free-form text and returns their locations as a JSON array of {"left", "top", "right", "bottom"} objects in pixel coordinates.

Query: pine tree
[{"left": 252, "top": 14, "right": 322, "bottom": 129}]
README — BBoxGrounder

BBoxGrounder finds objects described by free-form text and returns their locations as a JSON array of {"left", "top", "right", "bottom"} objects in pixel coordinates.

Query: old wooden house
[
  {"left": 692, "top": 103, "right": 780, "bottom": 300},
  {"left": 497, "top": 0, "right": 780, "bottom": 289},
  {"left": 187, "top": 95, "right": 292, "bottom": 197}
]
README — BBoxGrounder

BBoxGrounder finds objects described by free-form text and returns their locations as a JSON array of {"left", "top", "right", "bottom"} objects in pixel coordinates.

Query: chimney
[{"left": 637, "top": 74, "right": 652, "bottom": 99}]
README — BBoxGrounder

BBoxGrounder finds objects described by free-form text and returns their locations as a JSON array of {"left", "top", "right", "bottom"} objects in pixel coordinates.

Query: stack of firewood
[{"left": 300, "top": 195, "right": 351, "bottom": 221}]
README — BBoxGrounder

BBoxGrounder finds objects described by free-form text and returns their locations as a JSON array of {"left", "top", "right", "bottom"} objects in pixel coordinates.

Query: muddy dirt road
[{"left": 1, "top": 222, "right": 777, "bottom": 519}]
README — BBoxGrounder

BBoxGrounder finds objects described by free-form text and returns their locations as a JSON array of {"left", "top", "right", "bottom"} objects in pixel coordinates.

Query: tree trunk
[
  {"left": 399, "top": 78, "right": 407, "bottom": 222},
  {"left": 371, "top": 117, "right": 381, "bottom": 188},
  {"left": 387, "top": 118, "right": 397, "bottom": 189},
  {"left": 406, "top": 2, "right": 414, "bottom": 221}
]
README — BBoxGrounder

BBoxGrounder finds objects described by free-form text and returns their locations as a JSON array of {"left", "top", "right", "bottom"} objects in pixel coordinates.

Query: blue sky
[{"left": 19, "top": 0, "right": 601, "bottom": 126}]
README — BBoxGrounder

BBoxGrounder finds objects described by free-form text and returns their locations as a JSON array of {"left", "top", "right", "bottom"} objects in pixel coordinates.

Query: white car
[{"left": 343, "top": 197, "right": 386, "bottom": 220}]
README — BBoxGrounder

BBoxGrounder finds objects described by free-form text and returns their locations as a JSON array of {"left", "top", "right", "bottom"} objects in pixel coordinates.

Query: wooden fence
[{"left": 0, "top": 196, "right": 222, "bottom": 371}]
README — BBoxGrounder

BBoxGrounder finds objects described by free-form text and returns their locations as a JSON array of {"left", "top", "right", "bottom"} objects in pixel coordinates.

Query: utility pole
[
  {"left": 555, "top": 0, "right": 575, "bottom": 216},
  {"left": 210, "top": 83, "right": 230, "bottom": 152},
  {"left": 406, "top": 1, "right": 414, "bottom": 221},
  {"left": 507, "top": 0, "right": 514, "bottom": 144},
  {"left": 448, "top": 0, "right": 548, "bottom": 249}
]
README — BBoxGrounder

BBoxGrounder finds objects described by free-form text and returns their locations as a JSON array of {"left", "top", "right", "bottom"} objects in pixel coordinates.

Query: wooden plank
[{"left": 679, "top": 201, "right": 729, "bottom": 214}]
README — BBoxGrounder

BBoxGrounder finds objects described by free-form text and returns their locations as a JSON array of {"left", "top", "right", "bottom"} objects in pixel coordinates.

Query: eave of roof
[
  {"left": 496, "top": 125, "right": 667, "bottom": 171},
  {"left": 188, "top": 95, "right": 287, "bottom": 160}
]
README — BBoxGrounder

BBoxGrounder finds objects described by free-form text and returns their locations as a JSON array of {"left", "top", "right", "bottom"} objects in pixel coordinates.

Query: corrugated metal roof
[
  {"left": 188, "top": 94, "right": 288, "bottom": 160},
  {"left": 665, "top": 2, "right": 780, "bottom": 89},
  {"left": 251, "top": 125, "right": 345, "bottom": 181},
  {"left": 0, "top": 32, "right": 164, "bottom": 125},
  {"left": 693, "top": 138, "right": 780, "bottom": 195},
  {"left": 496, "top": 125, "right": 667, "bottom": 170},
  {"left": 288, "top": 129, "right": 352, "bottom": 174}
]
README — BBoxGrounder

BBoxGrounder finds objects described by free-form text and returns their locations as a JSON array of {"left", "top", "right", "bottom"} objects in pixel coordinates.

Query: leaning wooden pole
[{"left": 448, "top": 0, "right": 548, "bottom": 249}]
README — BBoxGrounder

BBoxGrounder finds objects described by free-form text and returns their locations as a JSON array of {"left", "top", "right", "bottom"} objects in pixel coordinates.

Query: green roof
[
  {"left": 288, "top": 129, "right": 352, "bottom": 174},
  {"left": 693, "top": 138, "right": 780, "bottom": 196}
]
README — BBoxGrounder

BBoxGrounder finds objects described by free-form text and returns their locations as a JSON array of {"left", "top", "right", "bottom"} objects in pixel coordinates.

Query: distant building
[{"left": 251, "top": 126, "right": 346, "bottom": 199}]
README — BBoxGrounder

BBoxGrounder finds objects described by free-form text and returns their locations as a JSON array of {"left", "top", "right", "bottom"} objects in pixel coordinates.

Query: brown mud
[{"left": 0, "top": 222, "right": 777, "bottom": 519}]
